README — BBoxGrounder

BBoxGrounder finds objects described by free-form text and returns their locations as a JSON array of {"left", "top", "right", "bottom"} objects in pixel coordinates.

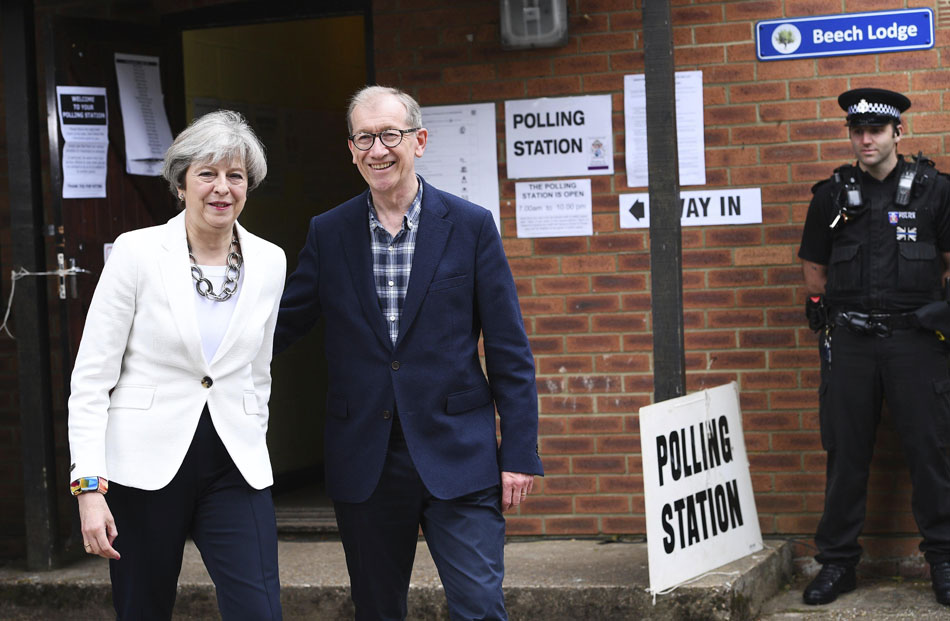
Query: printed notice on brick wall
[
  {"left": 624, "top": 70, "right": 706, "bottom": 188},
  {"left": 417, "top": 102, "right": 500, "bottom": 231},
  {"left": 56, "top": 85, "right": 108, "bottom": 199},
  {"left": 618, "top": 188, "right": 762, "bottom": 229},
  {"left": 515, "top": 179, "right": 592, "bottom": 238},
  {"left": 505, "top": 95, "right": 613, "bottom": 179},
  {"left": 639, "top": 382, "right": 762, "bottom": 594}
]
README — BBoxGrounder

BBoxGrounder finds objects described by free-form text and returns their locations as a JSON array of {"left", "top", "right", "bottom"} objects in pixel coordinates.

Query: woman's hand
[{"left": 77, "top": 493, "right": 120, "bottom": 560}]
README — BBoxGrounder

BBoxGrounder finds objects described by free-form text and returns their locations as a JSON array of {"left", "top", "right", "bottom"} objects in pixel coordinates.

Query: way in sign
[{"left": 682, "top": 195, "right": 742, "bottom": 218}]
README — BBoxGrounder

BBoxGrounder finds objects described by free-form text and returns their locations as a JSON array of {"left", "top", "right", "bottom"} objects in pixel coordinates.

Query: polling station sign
[
  {"left": 505, "top": 94, "right": 613, "bottom": 179},
  {"left": 757, "top": 9, "right": 934, "bottom": 61},
  {"left": 639, "top": 383, "right": 762, "bottom": 594}
]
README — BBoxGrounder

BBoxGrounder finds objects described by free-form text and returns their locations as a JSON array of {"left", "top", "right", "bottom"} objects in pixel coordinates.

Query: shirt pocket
[{"left": 109, "top": 384, "right": 156, "bottom": 410}]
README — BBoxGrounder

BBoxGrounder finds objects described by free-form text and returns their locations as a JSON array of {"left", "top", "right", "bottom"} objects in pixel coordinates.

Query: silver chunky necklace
[{"left": 188, "top": 235, "right": 243, "bottom": 302}]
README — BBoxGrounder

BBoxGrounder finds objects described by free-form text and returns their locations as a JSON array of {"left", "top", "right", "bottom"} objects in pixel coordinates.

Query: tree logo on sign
[{"left": 772, "top": 24, "right": 801, "bottom": 54}]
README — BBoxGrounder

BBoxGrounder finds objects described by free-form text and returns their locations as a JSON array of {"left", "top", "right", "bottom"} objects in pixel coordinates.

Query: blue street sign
[{"left": 757, "top": 9, "right": 934, "bottom": 61}]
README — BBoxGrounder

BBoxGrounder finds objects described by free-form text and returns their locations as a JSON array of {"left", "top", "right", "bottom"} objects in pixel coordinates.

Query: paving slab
[
  {"left": 0, "top": 538, "right": 791, "bottom": 620},
  {"left": 759, "top": 572, "right": 950, "bottom": 620}
]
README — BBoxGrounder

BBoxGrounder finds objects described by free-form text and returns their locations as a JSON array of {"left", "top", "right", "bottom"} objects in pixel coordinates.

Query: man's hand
[
  {"left": 501, "top": 471, "right": 535, "bottom": 513},
  {"left": 78, "top": 493, "right": 120, "bottom": 560}
]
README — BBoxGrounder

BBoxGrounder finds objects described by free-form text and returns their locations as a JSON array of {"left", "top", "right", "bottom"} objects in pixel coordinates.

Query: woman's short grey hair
[
  {"left": 162, "top": 110, "right": 267, "bottom": 196},
  {"left": 346, "top": 86, "right": 422, "bottom": 134}
]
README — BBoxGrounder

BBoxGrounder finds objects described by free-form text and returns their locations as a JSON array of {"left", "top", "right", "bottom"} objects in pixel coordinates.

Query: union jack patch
[
  {"left": 888, "top": 211, "right": 899, "bottom": 224},
  {"left": 896, "top": 226, "right": 917, "bottom": 241}
]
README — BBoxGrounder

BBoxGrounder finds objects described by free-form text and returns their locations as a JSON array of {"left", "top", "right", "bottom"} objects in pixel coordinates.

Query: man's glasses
[{"left": 349, "top": 128, "right": 420, "bottom": 151}]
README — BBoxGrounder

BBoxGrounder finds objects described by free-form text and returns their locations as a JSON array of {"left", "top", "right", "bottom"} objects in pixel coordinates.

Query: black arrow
[{"left": 629, "top": 199, "right": 645, "bottom": 221}]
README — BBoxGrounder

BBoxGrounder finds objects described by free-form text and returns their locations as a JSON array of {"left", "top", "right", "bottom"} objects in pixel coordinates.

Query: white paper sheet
[
  {"left": 416, "top": 103, "right": 500, "bottom": 231},
  {"left": 56, "top": 85, "right": 108, "bottom": 198},
  {"left": 114, "top": 53, "right": 174, "bottom": 176},
  {"left": 515, "top": 178, "right": 592, "bottom": 238},
  {"left": 624, "top": 71, "right": 706, "bottom": 188}
]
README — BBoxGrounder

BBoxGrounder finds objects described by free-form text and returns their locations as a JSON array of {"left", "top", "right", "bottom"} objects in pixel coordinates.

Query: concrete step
[
  {"left": 759, "top": 572, "right": 950, "bottom": 620},
  {"left": 0, "top": 539, "right": 791, "bottom": 620}
]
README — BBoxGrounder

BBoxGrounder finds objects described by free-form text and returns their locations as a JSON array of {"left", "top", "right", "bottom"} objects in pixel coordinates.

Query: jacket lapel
[
  {"left": 157, "top": 211, "right": 208, "bottom": 372},
  {"left": 397, "top": 182, "right": 451, "bottom": 347},
  {"left": 208, "top": 220, "right": 264, "bottom": 367},
  {"left": 340, "top": 195, "right": 394, "bottom": 350}
]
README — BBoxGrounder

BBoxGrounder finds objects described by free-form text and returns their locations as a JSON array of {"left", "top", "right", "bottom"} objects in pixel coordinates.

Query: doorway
[{"left": 181, "top": 16, "right": 368, "bottom": 527}]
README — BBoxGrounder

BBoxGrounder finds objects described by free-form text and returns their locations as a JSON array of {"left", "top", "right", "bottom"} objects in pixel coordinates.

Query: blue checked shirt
[{"left": 368, "top": 179, "right": 424, "bottom": 344}]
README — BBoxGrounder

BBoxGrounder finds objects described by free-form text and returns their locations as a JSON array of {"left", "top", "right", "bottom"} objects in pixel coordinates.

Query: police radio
[{"left": 895, "top": 151, "right": 921, "bottom": 206}]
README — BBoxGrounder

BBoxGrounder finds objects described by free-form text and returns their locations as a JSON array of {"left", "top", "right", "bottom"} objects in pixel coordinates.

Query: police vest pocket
[
  {"left": 445, "top": 384, "right": 492, "bottom": 414},
  {"left": 828, "top": 244, "right": 861, "bottom": 292},
  {"left": 326, "top": 394, "right": 348, "bottom": 419},
  {"left": 109, "top": 385, "right": 156, "bottom": 410},
  {"left": 897, "top": 242, "right": 937, "bottom": 291}
]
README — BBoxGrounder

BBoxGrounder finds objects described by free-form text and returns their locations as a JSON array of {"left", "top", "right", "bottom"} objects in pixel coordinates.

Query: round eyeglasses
[{"left": 348, "top": 128, "right": 420, "bottom": 151}]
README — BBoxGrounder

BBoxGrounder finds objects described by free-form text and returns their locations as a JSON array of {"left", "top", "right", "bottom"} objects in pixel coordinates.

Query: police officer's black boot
[
  {"left": 932, "top": 561, "right": 950, "bottom": 605},
  {"left": 802, "top": 563, "right": 856, "bottom": 605}
]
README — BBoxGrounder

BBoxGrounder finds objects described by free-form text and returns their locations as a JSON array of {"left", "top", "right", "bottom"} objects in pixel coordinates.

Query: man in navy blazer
[{"left": 275, "top": 86, "right": 543, "bottom": 619}]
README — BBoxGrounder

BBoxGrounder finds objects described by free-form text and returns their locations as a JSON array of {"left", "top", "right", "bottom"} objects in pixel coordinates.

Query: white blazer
[{"left": 68, "top": 211, "right": 286, "bottom": 490}]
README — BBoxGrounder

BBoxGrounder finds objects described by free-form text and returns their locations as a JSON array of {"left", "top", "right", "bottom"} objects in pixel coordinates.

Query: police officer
[{"left": 798, "top": 88, "right": 950, "bottom": 606}]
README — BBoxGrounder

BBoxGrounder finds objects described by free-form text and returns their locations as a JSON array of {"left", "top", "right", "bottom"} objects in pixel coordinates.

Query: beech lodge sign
[{"left": 756, "top": 9, "right": 934, "bottom": 61}]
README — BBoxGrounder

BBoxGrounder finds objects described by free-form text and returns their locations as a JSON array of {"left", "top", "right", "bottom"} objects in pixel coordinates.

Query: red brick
[
  {"left": 535, "top": 316, "right": 589, "bottom": 334},
  {"left": 537, "top": 356, "right": 594, "bottom": 374},
  {"left": 544, "top": 476, "right": 597, "bottom": 494},
  {"left": 567, "top": 415, "right": 624, "bottom": 434},
  {"left": 541, "top": 436, "right": 595, "bottom": 455},
  {"left": 540, "top": 396, "right": 594, "bottom": 414},
  {"left": 566, "top": 334, "right": 621, "bottom": 353},
  {"left": 562, "top": 255, "right": 616, "bottom": 273},
  {"left": 545, "top": 517, "right": 599, "bottom": 534},
  {"left": 576, "top": 495, "right": 630, "bottom": 514},
  {"left": 566, "top": 295, "right": 620, "bottom": 313},
  {"left": 504, "top": 517, "right": 543, "bottom": 535},
  {"left": 535, "top": 276, "right": 590, "bottom": 294},
  {"left": 573, "top": 456, "right": 626, "bottom": 473}
]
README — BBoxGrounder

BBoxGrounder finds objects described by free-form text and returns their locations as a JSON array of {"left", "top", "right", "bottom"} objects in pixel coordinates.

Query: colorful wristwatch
[{"left": 70, "top": 476, "right": 109, "bottom": 496}]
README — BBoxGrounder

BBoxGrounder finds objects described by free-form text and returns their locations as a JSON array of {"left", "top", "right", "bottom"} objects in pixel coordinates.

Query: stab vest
[{"left": 822, "top": 158, "right": 944, "bottom": 311}]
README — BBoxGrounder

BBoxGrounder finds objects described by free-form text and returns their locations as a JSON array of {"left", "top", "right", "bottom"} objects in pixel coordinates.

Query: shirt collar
[{"left": 368, "top": 176, "right": 424, "bottom": 232}]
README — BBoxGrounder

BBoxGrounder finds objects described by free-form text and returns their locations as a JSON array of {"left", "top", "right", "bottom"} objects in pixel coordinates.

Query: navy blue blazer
[{"left": 276, "top": 178, "right": 543, "bottom": 503}]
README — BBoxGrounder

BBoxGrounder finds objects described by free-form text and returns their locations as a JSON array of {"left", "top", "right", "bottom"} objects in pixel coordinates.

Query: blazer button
[
  {"left": 201, "top": 376, "right": 213, "bottom": 388},
  {"left": 391, "top": 361, "right": 400, "bottom": 370},
  {"left": 382, "top": 410, "right": 392, "bottom": 419}
]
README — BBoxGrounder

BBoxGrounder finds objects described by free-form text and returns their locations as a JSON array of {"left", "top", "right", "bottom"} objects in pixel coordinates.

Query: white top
[{"left": 192, "top": 264, "right": 242, "bottom": 363}]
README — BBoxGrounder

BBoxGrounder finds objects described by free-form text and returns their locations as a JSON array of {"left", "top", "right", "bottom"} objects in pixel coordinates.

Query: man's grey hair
[
  {"left": 162, "top": 110, "right": 267, "bottom": 197},
  {"left": 346, "top": 85, "right": 422, "bottom": 134}
]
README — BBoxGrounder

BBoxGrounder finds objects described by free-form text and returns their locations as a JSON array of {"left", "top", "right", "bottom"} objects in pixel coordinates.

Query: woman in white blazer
[{"left": 67, "top": 110, "right": 285, "bottom": 620}]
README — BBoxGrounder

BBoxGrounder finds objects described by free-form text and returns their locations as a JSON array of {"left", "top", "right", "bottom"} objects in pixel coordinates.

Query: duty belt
[{"left": 833, "top": 309, "right": 920, "bottom": 337}]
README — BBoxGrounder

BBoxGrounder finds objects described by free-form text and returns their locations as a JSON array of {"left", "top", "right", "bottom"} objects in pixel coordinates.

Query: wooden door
[{"left": 44, "top": 16, "right": 185, "bottom": 369}]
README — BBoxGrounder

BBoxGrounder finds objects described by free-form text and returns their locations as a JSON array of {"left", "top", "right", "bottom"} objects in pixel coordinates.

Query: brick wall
[{"left": 373, "top": 0, "right": 950, "bottom": 564}]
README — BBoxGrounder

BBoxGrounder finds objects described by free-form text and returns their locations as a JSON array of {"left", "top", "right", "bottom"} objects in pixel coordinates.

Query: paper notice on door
[
  {"left": 56, "top": 85, "right": 108, "bottom": 198},
  {"left": 114, "top": 53, "right": 174, "bottom": 176}
]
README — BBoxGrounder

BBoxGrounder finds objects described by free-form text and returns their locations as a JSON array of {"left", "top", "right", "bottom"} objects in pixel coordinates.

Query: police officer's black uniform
[{"left": 798, "top": 88, "right": 950, "bottom": 606}]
